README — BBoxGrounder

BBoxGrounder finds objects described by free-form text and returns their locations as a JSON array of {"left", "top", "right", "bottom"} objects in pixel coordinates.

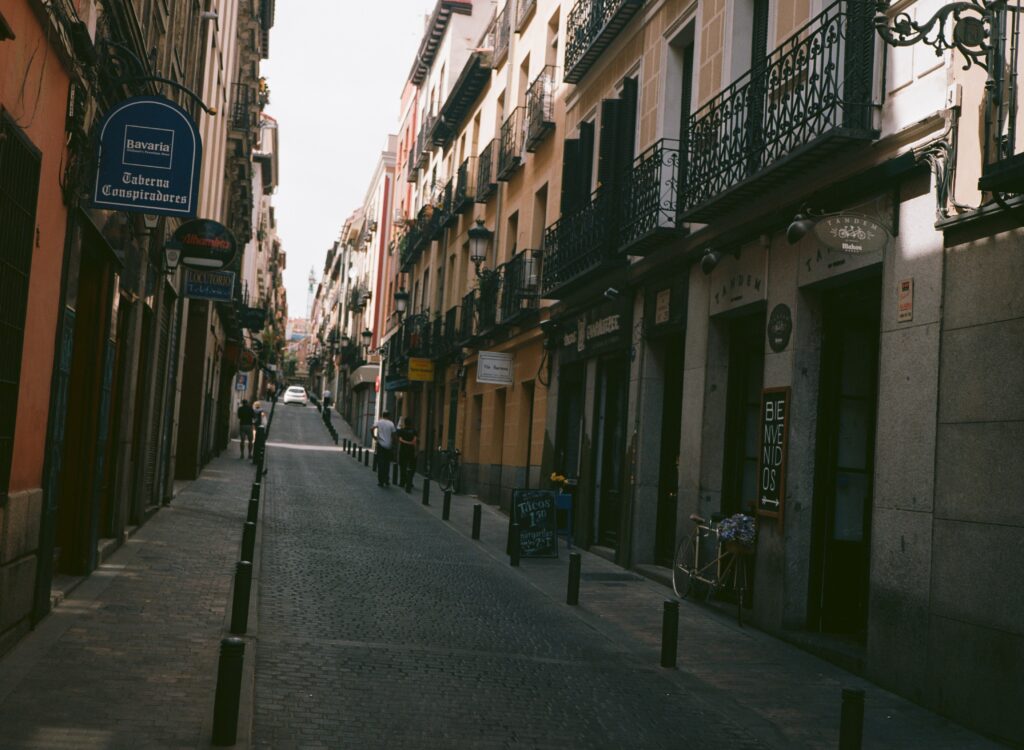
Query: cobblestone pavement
[
  {"left": 254, "top": 407, "right": 1002, "bottom": 750},
  {"left": 0, "top": 446, "right": 257, "bottom": 749}
]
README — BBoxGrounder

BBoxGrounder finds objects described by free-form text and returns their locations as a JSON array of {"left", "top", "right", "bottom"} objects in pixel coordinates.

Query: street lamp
[
  {"left": 340, "top": 334, "right": 351, "bottom": 348},
  {"left": 394, "top": 287, "right": 409, "bottom": 316},
  {"left": 164, "top": 243, "right": 182, "bottom": 274},
  {"left": 468, "top": 218, "right": 493, "bottom": 277},
  {"left": 361, "top": 328, "right": 373, "bottom": 349}
]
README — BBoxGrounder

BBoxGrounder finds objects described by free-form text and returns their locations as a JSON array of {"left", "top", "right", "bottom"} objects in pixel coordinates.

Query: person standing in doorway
[
  {"left": 237, "top": 399, "right": 255, "bottom": 458},
  {"left": 372, "top": 410, "right": 397, "bottom": 488},
  {"left": 396, "top": 417, "right": 419, "bottom": 493}
]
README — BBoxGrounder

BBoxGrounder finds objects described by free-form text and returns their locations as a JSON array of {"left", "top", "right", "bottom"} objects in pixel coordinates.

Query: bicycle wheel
[
  {"left": 672, "top": 535, "right": 697, "bottom": 599},
  {"left": 438, "top": 461, "right": 453, "bottom": 492}
]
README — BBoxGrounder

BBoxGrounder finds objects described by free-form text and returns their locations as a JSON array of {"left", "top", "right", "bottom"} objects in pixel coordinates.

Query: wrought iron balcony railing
[
  {"left": 475, "top": 140, "right": 498, "bottom": 202},
  {"left": 416, "top": 119, "right": 434, "bottom": 168},
  {"left": 476, "top": 271, "right": 503, "bottom": 334},
  {"left": 494, "top": 3, "right": 511, "bottom": 64},
  {"left": 680, "top": 0, "right": 877, "bottom": 222},
  {"left": 526, "top": 66, "right": 556, "bottom": 152},
  {"left": 406, "top": 153, "right": 419, "bottom": 183},
  {"left": 564, "top": 0, "right": 644, "bottom": 84},
  {"left": 457, "top": 290, "right": 477, "bottom": 344},
  {"left": 516, "top": 0, "right": 537, "bottom": 31},
  {"left": 500, "top": 249, "right": 542, "bottom": 324},
  {"left": 440, "top": 179, "right": 458, "bottom": 228},
  {"left": 979, "top": 4, "right": 1024, "bottom": 193},
  {"left": 453, "top": 157, "right": 476, "bottom": 213},
  {"left": 541, "top": 187, "right": 624, "bottom": 299},
  {"left": 443, "top": 305, "right": 459, "bottom": 351},
  {"left": 230, "top": 82, "right": 253, "bottom": 131},
  {"left": 498, "top": 107, "right": 526, "bottom": 181},
  {"left": 618, "top": 139, "right": 683, "bottom": 255}
]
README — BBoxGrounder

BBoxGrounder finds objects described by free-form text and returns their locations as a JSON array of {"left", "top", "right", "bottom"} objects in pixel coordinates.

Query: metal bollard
[
  {"left": 211, "top": 637, "right": 246, "bottom": 746},
  {"left": 364, "top": 449, "right": 370, "bottom": 468},
  {"left": 839, "top": 688, "right": 865, "bottom": 750},
  {"left": 230, "top": 561, "right": 253, "bottom": 635},
  {"left": 510, "top": 523, "right": 520, "bottom": 567},
  {"left": 661, "top": 600, "right": 679, "bottom": 669},
  {"left": 421, "top": 477, "right": 430, "bottom": 506},
  {"left": 343, "top": 438, "right": 349, "bottom": 451},
  {"left": 472, "top": 504, "right": 481, "bottom": 540},
  {"left": 241, "top": 522, "right": 256, "bottom": 563},
  {"left": 246, "top": 497, "right": 259, "bottom": 524},
  {"left": 442, "top": 490, "right": 452, "bottom": 521},
  {"left": 567, "top": 552, "right": 581, "bottom": 605},
  {"left": 250, "top": 482, "right": 260, "bottom": 501}
]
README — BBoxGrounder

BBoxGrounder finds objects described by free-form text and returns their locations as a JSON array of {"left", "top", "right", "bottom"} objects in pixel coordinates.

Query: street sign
[
  {"left": 477, "top": 351, "right": 513, "bottom": 385},
  {"left": 756, "top": 387, "right": 790, "bottom": 521},
  {"left": 183, "top": 268, "right": 235, "bottom": 302},
  {"left": 92, "top": 96, "right": 202, "bottom": 217},
  {"left": 171, "top": 219, "right": 238, "bottom": 269}
]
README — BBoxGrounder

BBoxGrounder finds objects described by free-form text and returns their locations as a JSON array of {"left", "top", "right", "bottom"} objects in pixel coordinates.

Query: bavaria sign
[
  {"left": 813, "top": 214, "right": 889, "bottom": 255},
  {"left": 92, "top": 96, "right": 202, "bottom": 217},
  {"left": 171, "top": 219, "right": 238, "bottom": 269}
]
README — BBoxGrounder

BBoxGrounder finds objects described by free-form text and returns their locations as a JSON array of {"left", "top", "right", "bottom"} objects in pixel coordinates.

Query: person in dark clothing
[
  {"left": 396, "top": 418, "right": 419, "bottom": 492},
  {"left": 372, "top": 410, "right": 397, "bottom": 488},
  {"left": 237, "top": 399, "right": 255, "bottom": 458}
]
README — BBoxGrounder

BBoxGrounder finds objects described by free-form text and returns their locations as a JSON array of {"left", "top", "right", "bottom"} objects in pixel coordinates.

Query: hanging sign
[
  {"left": 756, "top": 387, "right": 790, "bottom": 521},
  {"left": 407, "top": 357, "right": 435, "bottom": 382},
  {"left": 813, "top": 214, "right": 889, "bottom": 255},
  {"left": 477, "top": 351, "right": 514, "bottom": 385},
  {"left": 237, "top": 350, "right": 257, "bottom": 372},
  {"left": 171, "top": 219, "right": 238, "bottom": 269},
  {"left": 92, "top": 96, "right": 202, "bottom": 217},
  {"left": 184, "top": 268, "right": 235, "bottom": 302},
  {"left": 240, "top": 306, "right": 267, "bottom": 331}
]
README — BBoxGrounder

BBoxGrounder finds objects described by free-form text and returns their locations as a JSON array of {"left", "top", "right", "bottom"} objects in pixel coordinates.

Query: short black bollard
[
  {"left": 364, "top": 449, "right": 370, "bottom": 468},
  {"left": 246, "top": 497, "right": 259, "bottom": 524},
  {"left": 442, "top": 490, "right": 452, "bottom": 521},
  {"left": 392, "top": 463, "right": 399, "bottom": 486},
  {"left": 839, "top": 688, "right": 865, "bottom": 750},
  {"left": 472, "top": 504, "right": 481, "bottom": 540},
  {"left": 421, "top": 476, "right": 430, "bottom": 506},
  {"left": 661, "top": 600, "right": 679, "bottom": 669},
  {"left": 510, "top": 523, "right": 521, "bottom": 567},
  {"left": 250, "top": 482, "right": 260, "bottom": 501},
  {"left": 343, "top": 438, "right": 349, "bottom": 451},
  {"left": 567, "top": 552, "right": 581, "bottom": 605},
  {"left": 211, "top": 637, "right": 246, "bottom": 746},
  {"left": 230, "top": 561, "right": 253, "bottom": 635},
  {"left": 241, "top": 521, "right": 256, "bottom": 563}
]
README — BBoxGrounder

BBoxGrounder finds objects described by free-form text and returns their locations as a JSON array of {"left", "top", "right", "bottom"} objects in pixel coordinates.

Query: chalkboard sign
[
  {"left": 510, "top": 489, "right": 559, "bottom": 558},
  {"left": 756, "top": 387, "right": 790, "bottom": 521}
]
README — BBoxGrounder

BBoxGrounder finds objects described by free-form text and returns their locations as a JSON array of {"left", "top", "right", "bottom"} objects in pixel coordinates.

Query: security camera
[
  {"left": 603, "top": 287, "right": 621, "bottom": 300},
  {"left": 700, "top": 249, "right": 720, "bottom": 276}
]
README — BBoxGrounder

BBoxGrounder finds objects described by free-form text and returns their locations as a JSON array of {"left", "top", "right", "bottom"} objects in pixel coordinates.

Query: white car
[{"left": 282, "top": 386, "right": 308, "bottom": 405}]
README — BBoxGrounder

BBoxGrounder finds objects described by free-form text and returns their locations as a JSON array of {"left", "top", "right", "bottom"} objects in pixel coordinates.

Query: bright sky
[{"left": 262, "top": 0, "right": 435, "bottom": 318}]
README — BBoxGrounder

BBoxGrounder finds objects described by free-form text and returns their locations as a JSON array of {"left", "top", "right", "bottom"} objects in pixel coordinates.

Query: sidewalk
[
  {"left": 0, "top": 450, "right": 258, "bottom": 750},
  {"left": 330, "top": 415, "right": 1001, "bottom": 749}
]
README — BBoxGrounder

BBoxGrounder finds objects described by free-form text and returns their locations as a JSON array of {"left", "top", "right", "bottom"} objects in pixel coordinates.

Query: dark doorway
[
  {"left": 655, "top": 339, "right": 685, "bottom": 565},
  {"left": 595, "top": 356, "right": 628, "bottom": 549},
  {"left": 555, "top": 363, "right": 585, "bottom": 480},
  {"left": 722, "top": 312, "right": 766, "bottom": 517},
  {"left": 810, "top": 278, "right": 881, "bottom": 636}
]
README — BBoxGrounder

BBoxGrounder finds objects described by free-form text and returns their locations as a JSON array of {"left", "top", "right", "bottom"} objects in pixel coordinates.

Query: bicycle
[
  {"left": 436, "top": 446, "right": 461, "bottom": 494},
  {"left": 672, "top": 513, "right": 753, "bottom": 626}
]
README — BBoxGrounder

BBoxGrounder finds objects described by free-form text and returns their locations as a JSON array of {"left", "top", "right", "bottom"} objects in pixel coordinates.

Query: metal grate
[{"left": 0, "top": 115, "right": 42, "bottom": 497}]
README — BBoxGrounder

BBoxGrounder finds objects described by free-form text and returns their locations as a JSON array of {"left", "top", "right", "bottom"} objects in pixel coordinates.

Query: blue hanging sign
[
  {"left": 184, "top": 269, "right": 236, "bottom": 302},
  {"left": 92, "top": 95, "right": 202, "bottom": 217}
]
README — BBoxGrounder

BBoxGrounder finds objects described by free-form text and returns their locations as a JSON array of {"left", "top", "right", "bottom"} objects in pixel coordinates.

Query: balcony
[
  {"left": 516, "top": 0, "right": 536, "bottom": 31},
  {"left": 457, "top": 290, "right": 477, "bottom": 344},
  {"left": 475, "top": 140, "right": 498, "bottom": 202},
  {"left": 494, "top": 4, "right": 510, "bottom": 65},
  {"left": 525, "top": 66, "right": 556, "bottom": 152},
  {"left": 440, "top": 179, "right": 457, "bottom": 228},
  {"left": 476, "top": 272, "right": 503, "bottom": 334},
  {"left": 680, "top": 0, "right": 877, "bottom": 222},
  {"left": 229, "top": 82, "right": 253, "bottom": 131},
  {"left": 541, "top": 187, "right": 624, "bottom": 299},
  {"left": 497, "top": 107, "right": 525, "bottom": 181},
  {"left": 564, "top": 0, "right": 644, "bottom": 85},
  {"left": 500, "top": 249, "right": 542, "bottom": 324},
  {"left": 406, "top": 153, "right": 419, "bottom": 183},
  {"left": 453, "top": 157, "right": 476, "bottom": 213},
  {"left": 979, "top": 6, "right": 1024, "bottom": 193},
  {"left": 443, "top": 305, "right": 459, "bottom": 352},
  {"left": 618, "top": 139, "right": 684, "bottom": 255},
  {"left": 416, "top": 121, "right": 434, "bottom": 168}
]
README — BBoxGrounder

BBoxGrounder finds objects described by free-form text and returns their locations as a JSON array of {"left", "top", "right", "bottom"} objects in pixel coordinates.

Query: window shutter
[
  {"left": 597, "top": 98, "right": 621, "bottom": 188},
  {"left": 616, "top": 77, "right": 638, "bottom": 179},
  {"left": 559, "top": 138, "right": 581, "bottom": 214},
  {"left": 577, "top": 120, "right": 595, "bottom": 204}
]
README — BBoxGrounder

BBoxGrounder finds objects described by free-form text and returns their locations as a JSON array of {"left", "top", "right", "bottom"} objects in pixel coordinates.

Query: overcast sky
[{"left": 262, "top": 1, "right": 436, "bottom": 318}]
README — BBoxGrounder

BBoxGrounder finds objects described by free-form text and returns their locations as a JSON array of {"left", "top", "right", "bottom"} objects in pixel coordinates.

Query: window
[{"left": 0, "top": 115, "right": 41, "bottom": 498}]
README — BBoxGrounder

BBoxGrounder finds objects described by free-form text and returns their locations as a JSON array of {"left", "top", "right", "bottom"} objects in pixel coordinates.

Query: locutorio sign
[{"left": 92, "top": 96, "right": 202, "bottom": 217}]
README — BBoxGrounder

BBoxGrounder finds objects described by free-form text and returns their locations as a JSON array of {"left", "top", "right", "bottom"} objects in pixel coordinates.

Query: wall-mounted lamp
[
  {"left": 340, "top": 334, "right": 351, "bottom": 348},
  {"left": 786, "top": 211, "right": 818, "bottom": 245},
  {"left": 468, "top": 218, "right": 493, "bottom": 277},
  {"left": 360, "top": 329, "right": 373, "bottom": 348},
  {"left": 164, "top": 244, "right": 182, "bottom": 274},
  {"left": 394, "top": 287, "right": 409, "bottom": 316},
  {"left": 700, "top": 248, "right": 720, "bottom": 276}
]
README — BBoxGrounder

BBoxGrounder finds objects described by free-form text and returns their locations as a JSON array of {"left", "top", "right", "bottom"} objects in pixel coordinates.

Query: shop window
[{"left": 0, "top": 115, "right": 41, "bottom": 498}]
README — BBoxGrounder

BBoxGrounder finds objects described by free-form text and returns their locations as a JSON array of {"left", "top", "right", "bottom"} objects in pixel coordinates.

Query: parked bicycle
[
  {"left": 672, "top": 513, "right": 753, "bottom": 626},
  {"left": 436, "top": 446, "right": 461, "bottom": 494}
]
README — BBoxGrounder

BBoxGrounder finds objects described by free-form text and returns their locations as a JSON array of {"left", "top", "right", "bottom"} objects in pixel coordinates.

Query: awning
[{"left": 350, "top": 363, "right": 379, "bottom": 389}]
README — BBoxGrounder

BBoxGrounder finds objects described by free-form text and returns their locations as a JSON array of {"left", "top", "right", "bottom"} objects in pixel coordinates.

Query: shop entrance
[
  {"left": 722, "top": 312, "right": 766, "bottom": 517},
  {"left": 810, "top": 277, "right": 881, "bottom": 636},
  {"left": 594, "top": 356, "right": 629, "bottom": 549},
  {"left": 654, "top": 339, "right": 684, "bottom": 565}
]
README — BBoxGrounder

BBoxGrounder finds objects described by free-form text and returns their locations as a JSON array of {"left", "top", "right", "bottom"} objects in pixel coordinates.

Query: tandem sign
[{"left": 92, "top": 96, "right": 202, "bottom": 217}]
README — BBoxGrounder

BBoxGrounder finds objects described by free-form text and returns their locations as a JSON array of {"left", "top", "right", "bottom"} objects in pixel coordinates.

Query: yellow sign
[{"left": 408, "top": 357, "right": 435, "bottom": 382}]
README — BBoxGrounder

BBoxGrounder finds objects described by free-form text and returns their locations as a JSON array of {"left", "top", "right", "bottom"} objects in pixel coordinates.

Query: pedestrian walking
[
  {"left": 237, "top": 399, "right": 255, "bottom": 458},
  {"left": 396, "top": 417, "right": 418, "bottom": 492},
  {"left": 372, "top": 410, "right": 397, "bottom": 488}
]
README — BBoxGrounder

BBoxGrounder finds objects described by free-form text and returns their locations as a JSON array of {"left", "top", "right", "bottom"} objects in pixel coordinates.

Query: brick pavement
[{"left": 0, "top": 450, "right": 258, "bottom": 749}]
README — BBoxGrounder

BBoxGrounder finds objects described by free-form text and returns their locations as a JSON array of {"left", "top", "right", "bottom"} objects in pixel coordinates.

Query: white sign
[
  {"left": 477, "top": 351, "right": 514, "bottom": 386},
  {"left": 897, "top": 278, "right": 914, "bottom": 322},
  {"left": 235, "top": 373, "right": 248, "bottom": 391}
]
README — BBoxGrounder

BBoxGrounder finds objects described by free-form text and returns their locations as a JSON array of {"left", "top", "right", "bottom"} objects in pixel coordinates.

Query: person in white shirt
[{"left": 372, "top": 411, "right": 397, "bottom": 487}]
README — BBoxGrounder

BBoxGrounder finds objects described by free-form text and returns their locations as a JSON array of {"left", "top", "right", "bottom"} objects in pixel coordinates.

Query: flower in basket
[
  {"left": 550, "top": 472, "right": 571, "bottom": 493},
  {"left": 718, "top": 513, "right": 757, "bottom": 549}
]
